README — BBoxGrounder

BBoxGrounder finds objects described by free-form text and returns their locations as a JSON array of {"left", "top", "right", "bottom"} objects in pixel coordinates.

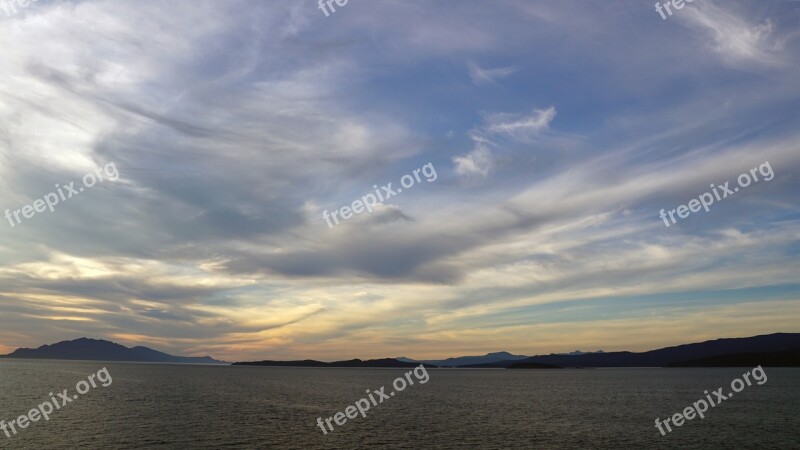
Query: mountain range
[
  {"left": 461, "top": 333, "right": 800, "bottom": 368},
  {"left": 233, "top": 358, "right": 436, "bottom": 368},
  {"left": 396, "top": 350, "right": 607, "bottom": 366},
  {"left": 0, "top": 337, "right": 227, "bottom": 364},
  {"left": 396, "top": 351, "right": 529, "bottom": 367},
  {"left": 2, "top": 333, "right": 798, "bottom": 367}
]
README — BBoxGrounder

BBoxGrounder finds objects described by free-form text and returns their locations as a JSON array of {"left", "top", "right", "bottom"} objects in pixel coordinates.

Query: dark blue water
[{"left": 0, "top": 360, "right": 798, "bottom": 449}]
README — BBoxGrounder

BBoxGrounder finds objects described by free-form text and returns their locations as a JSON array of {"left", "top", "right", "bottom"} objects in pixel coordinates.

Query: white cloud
[
  {"left": 486, "top": 106, "right": 556, "bottom": 140},
  {"left": 683, "top": 1, "right": 782, "bottom": 66},
  {"left": 452, "top": 106, "right": 556, "bottom": 178},
  {"left": 468, "top": 62, "right": 515, "bottom": 85},
  {"left": 453, "top": 142, "right": 493, "bottom": 177}
]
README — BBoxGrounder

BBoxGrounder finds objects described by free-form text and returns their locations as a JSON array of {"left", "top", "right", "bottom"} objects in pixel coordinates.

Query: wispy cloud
[
  {"left": 452, "top": 106, "right": 556, "bottom": 178},
  {"left": 0, "top": 0, "right": 798, "bottom": 361},
  {"left": 485, "top": 107, "right": 557, "bottom": 141},
  {"left": 683, "top": 1, "right": 785, "bottom": 66},
  {"left": 467, "top": 62, "right": 515, "bottom": 85}
]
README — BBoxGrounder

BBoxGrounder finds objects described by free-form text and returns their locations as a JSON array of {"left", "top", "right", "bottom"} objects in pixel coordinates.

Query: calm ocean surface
[{"left": 0, "top": 360, "right": 798, "bottom": 449}]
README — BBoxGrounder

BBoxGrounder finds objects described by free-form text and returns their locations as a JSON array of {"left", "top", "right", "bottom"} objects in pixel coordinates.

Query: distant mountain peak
[
  {"left": 486, "top": 351, "right": 515, "bottom": 357},
  {"left": 559, "top": 350, "right": 606, "bottom": 356},
  {"left": 1, "top": 337, "right": 227, "bottom": 365},
  {"left": 234, "top": 358, "right": 431, "bottom": 368},
  {"left": 399, "top": 351, "right": 530, "bottom": 367}
]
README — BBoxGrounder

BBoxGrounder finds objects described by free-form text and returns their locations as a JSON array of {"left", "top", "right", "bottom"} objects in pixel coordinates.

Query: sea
[{"left": 0, "top": 360, "right": 798, "bottom": 449}]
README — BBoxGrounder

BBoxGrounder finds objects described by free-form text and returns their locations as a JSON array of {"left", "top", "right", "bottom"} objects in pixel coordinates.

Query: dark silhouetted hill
[
  {"left": 465, "top": 333, "right": 800, "bottom": 368},
  {"left": 1, "top": 338, "right": 227, "bottom": 364},
  {"left": 233, "top": 358, "right": 436, "bottom": 368},
  {"left": 398, "top": 351, "right": 529, "bottom": 367},
  {"left": 667, "top": 347, "right": 800, "bottom": 367}
]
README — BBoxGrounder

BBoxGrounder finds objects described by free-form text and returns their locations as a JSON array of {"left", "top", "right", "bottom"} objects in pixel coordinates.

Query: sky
[{"left": 0, "top": 0, "right": 799, "bottom": 362}]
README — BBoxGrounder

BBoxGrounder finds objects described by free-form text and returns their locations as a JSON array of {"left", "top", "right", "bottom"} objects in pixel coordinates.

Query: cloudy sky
[{"left": 0, "top": 0, "right": 798, "bottom": 361}]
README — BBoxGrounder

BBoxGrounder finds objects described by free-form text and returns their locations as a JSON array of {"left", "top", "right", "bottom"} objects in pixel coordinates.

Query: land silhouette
[
  {"left": 0, "top": 337, "right": 227, "bottom": 364},
  {"left": 3, "top": 333, "right": 798, "bottom": 368}
]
